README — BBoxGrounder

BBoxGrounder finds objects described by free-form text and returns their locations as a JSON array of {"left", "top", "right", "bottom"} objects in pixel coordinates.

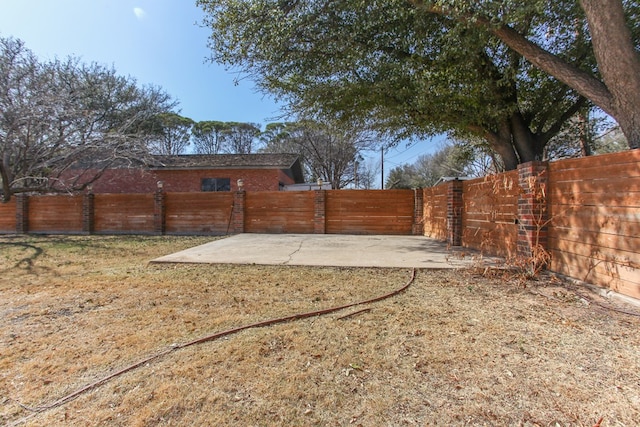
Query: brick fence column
[
  {"left": 412, "top": 188, "right": 424, "bottom": 235},
  {"left": 82, "top": 190, "right": 95, "bottom": 234},
  {"left": 154, "top": 182, "right": 166, "bottom": 235},
  {"left": 231, "top": 189, "right": 245, "bottom": 234},
  {"left": 517, "top": 161, "right": 549, "bottom": 258},
  {"left": 446, "top": 179, "right": 463, "bottom": 246},
  {"left": 15, "top": 193, "right": 29, "bottom": 234},
  {"left": 314, "top": 189, "right": 326, "bottom": 234}
]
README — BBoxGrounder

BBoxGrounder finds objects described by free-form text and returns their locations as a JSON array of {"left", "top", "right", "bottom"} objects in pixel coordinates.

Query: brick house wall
[
  {"left": 83, "top": 167, "right": 296, "bottom": 193},
  {"left": 61, "top": 154, "right": 304, "bottom": 193}
]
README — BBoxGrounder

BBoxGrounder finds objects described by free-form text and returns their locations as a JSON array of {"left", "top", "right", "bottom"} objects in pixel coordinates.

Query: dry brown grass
[{"left": 1, "top": 235, "right": 640, "bottom": 426}]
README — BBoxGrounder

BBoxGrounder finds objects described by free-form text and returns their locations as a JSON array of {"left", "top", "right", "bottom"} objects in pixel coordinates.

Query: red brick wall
[
  {"left": 278, "top": 169, "right": 296, "bottom": 188},
  {"left": 85, "top": 168, "right": 294, "bottom": 193},
  {"left": 88, "top": 169, "right": 157, "bottom": 193}
]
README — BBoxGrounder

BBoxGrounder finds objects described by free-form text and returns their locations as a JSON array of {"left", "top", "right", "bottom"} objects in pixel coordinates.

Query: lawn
[{"left": 1, "top": 235, "right": 639, "bottom": 426}]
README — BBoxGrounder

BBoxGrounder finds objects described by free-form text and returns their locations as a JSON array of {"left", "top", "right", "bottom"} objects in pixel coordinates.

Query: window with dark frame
[{"left": 201, "top": 178, "right": 231, "bottom": 192}]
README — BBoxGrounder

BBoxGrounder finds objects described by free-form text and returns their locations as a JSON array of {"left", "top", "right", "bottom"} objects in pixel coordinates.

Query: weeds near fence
[
  {"left": 462, "top": 171, "right": 552, "bottom": 282},
  {"left": 516, "top": 173, "right": 551, "bottom": 278}
]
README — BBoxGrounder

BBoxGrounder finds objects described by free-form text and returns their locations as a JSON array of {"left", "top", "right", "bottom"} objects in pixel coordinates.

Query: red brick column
[
  {"left": 231, "top": 190, "right": 245, "bottom": 233},
  {"left": 314, "top": 189, "right": 326, "bottom": 234},
  {"left": 412, "top": 188, "right": 424, "bottom": 235},
  {"left": 517, "top": 161, "right": 549, "bottom": 258},
  {"left": 154, "top": 183, "right": 166, "bottom": 235},
  {"left": 82, "top": 190, "right": 95, "bottom": 234},
  {"left": 446, "top": 180, "right": 463, "bottom": 246},
  {"left": 15, "top": 193, "right": 28, "bottom": 234}
]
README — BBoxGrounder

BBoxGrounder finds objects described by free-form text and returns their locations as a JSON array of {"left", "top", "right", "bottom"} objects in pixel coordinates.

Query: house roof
[{"left": 149, "top": 153, "right": 305, "bottom": 183}]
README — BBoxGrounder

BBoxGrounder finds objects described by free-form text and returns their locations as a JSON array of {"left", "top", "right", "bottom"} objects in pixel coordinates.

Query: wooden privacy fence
[
  {"left": 462, "top": 170, "right": 519, "bottom": 258},
  {"left": 0, "top": 189, "right": 419, "bottom": 236},
  {"left": 244, "top": 191, "right": 316, "bottom": 234},
  {"left": 0, "top": 150, "right": 637, "bottom": 299},
  {"left": 326, "top": 190, "right": 416, "bottom": 234},
  {"left": 422, "top": 150, "right": 640, "bottom": 300},
  {"left": 547, "top": 152, "right": 639, "bottom": 299}
]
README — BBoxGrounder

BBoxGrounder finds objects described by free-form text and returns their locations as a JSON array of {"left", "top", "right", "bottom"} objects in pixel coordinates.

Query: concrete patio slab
[{"left": 152, "top": 234, "right": 501, "bottom": 268}]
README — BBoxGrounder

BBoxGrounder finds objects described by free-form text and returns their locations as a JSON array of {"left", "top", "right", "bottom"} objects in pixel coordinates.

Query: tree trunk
[
  {"left": 414, "top": 0, "right": 640, "bottom": 149},
  {"left": 489, "top": 1, "right": 640, "bottom": 150},
  {"left": 510, "top": 112, "right": 538, "bottom": 163},
  {"left": 490, "top": 23, "right": 615, "bottom": 115},
  {"left": 577, "top": 111, "right": 592, "bottom": 157},
  {"left": 474, "top": 121, "right": 519, "bottom": 171},
  {"left": 580, "top": 0, "right": 640, "bottom": 150},
  {"left": 0, "top": 151, "right": 12, "bottom": 203}
]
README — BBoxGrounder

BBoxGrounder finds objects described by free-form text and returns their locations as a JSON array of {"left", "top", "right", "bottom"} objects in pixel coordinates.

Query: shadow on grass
[
  {"left": 0, "top": 235, "right": 113, "bottom": 275},
  {"left": 0, "top": 234, "right": 196, "bottom": 276},
  {"left": 0, "top": 238, "right": 45, "bottom": 274}
]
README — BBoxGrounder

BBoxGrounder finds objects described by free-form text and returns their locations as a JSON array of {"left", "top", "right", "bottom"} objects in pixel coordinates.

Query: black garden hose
[{"left": 11, "top": 268, "right": 417, "bottom": 426}]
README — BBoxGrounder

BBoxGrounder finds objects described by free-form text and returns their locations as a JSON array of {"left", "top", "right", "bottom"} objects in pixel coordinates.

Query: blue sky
[
  {"left": 0, "top": 0, "right": 439, "bottom": 183},
  {"left": 0, "top": 0, "right": 274, "bottom": 123}
]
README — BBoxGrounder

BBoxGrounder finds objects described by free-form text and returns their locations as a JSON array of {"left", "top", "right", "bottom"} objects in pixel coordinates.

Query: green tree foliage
[
  {"left": 386, "top": 142, "right": 488, "bottom": 188},
  {"left": 198, "top": 0, "right": 639, "bottom": 169},
  {"left": 192, "top": 121, "right": 230, "bottom": 154},
  {"left": 0, "top": 37, "right": 175, "bottom": 202},
  {"left": 222, "top": 122, "right": 261, "bottom": 154},
  {"left": 591, "top": 127, "right": 629, "bottom": 155},
  {"left": 410, "top": 0, "right": 640, "bottom": 150},
  {"left": 386, "top": 164, "right": 422, "bottom": 190},
  {"left": 192, "top": 121, "right": 262, "bottom": 154},
  {"left": 148, "top": 112, "right": 195, "bottom": 155},
  {"left": 260, "top": 121, "right": 375, "bottom": 188}
]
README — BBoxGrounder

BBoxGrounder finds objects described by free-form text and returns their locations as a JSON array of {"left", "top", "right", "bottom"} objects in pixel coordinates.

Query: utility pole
[
  {"left": 354, "top": 160, "right": 359, "bottom": 189},
  {"left": 380, "top": 146, "right": 384, "bottom": 189}
]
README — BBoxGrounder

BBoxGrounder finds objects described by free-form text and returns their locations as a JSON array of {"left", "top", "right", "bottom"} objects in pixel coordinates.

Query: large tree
[
  {"left": 148, "top": 112, "right": 194, "bottom": 155},
  {"left": 260, "top": 121, "right": 375, "bottom": 189},
  {"left": 0, "top": 37, "right": 175, "bottom": 202},
  {"left": 192, "top": 120, "right": 230, "bottom": 154},
  {"left": 410, "top": 0, "right": 640, "bottom": 150},
  {"left": 198, "top": 0, "right": 639, "bottom": 166},
  {"left": 386, "top": 141, "right": 488, "bottom": 188},
  {"left": 222, "top": 122, "right": 261, "bottom": 154}
]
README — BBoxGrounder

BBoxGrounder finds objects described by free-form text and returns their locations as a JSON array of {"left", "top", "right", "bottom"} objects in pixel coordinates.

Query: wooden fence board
[
  {"left": 548, "top": 149, "right": 640, "bottom": 174},
  {"left": 94, "top": 194, "right": 155, "bottom": 233},
  {"left": 549, "top": 209, "right": 640, "bottom": 241},
  {"left": 28, "top": 195, "right": 83, "bottom": 233},
  {"left": 165, "top": 192, "right": 234, "bottom": 234},
  {"left": 549, "top": 189, "right": 639, "bottom": 208},
  {"left": 0, "top": 199, "right": 16, "bottom": 233},
  {"left": 422, "top": 186, "right": 447, "bottom": 240},
  {"left": 245, "top": 191, "right": 315, "bottom": 233},
  {"left": 549, "top": 164, "right": 640, "bottom": 182},
  {"left": 549, "top": 176, "right": 638, "bottom": 191},
  {"left": 461, "top": 172, "right": 519, "bottom": 256},
  {"left": 462, "top": 223, "right": 518, "bottom": 258},
  {"left": 549, "top": 235, "right": 639, "bottom": 265},
  {"left": 550, "top": 249, "right": 640, "bottom": 299},
  {"left": 547, "top": 151, "right": 640, "bottom": 299},
  {"left": 325, "top": 190, "right": 414, "bottom": 235}
]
